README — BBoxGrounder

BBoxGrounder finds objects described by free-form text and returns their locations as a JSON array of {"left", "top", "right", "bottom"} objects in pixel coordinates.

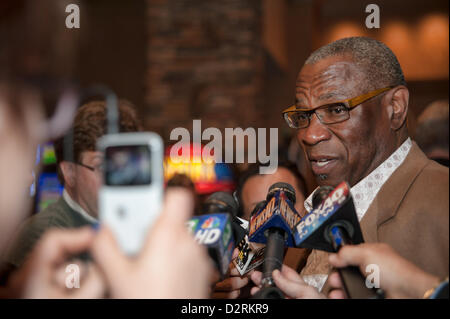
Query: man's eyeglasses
[
  {"left": 282, "top": 86, "right": 394, "bottom": 129},
  {"left": 76, "top": 162, "right": 104, "bottom": 173}
]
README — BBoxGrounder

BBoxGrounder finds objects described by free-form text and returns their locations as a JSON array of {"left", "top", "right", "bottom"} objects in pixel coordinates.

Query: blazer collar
[{"left": 360, "top": 142, "right": 429, "bottom": 242}]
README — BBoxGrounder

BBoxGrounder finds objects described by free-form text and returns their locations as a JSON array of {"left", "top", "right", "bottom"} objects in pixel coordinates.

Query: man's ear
[
  {"left": 59, "top": 161, "right": 75, "bottom": 188},
  {"left": 385, "top": 86, "right": 409, "bottom": 130}
]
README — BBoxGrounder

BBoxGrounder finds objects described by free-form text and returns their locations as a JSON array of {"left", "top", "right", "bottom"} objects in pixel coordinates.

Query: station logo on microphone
[{"left": 201, "top": 216, "right": 220, "bottom": 229}]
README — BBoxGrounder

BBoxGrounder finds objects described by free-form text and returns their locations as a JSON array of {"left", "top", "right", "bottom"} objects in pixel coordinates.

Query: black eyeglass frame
[{"left": 75, "top": 162, "right": 104, "bottom": 173}]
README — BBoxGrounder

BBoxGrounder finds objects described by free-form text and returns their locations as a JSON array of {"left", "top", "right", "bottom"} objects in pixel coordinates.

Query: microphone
[
  {"left": 249, "top": 182, "right": 303, "bottom": 299},
  {"left": 187, "top": 192, "right": 239, "bottom": 278},
  {"left": 233, "top": 201, "right": 266, "bottom": 276},
  {"left": 203, "top": 192, "right": 246, "bottom": 244},
  {"left": 312, "top": 186, "right": 334, "bottom": 209},
  {"left": 248, "top": 183, "right": 300, "bottom": 247},
  {"left": 294, "top": 182, "right": 384, "bottom": 299},
  {"left": 188, "top": 213, "right": 235, "bottom": 278}
]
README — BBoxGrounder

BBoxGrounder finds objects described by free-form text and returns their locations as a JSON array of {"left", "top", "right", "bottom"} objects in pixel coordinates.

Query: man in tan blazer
[
  {"left": 300, "top": 142, "right": 449, "bottom": 293},
  {"left": 250, "top": 36, "right": 448, "bottom": 298}
]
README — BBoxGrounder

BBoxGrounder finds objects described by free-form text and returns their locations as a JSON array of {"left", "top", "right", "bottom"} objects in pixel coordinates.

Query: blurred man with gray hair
[{"left": 414, "top": 100, "right": 449, "bottom": 167}]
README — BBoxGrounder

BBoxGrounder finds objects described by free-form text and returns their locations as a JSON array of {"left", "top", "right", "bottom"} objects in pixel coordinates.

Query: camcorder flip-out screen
[{"left": 104, "top": 145, "right": 152, "bottom": 186}]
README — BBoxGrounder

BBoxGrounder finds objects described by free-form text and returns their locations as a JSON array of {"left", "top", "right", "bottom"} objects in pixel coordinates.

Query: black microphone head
[
  {"left": 267, "top": 182, "right": 296, "bottom": 204},
  {"left": 250, "top": 200, "right": 267, "bottom": 218},
  {"left": 312, "top": 186, "right": 334, "bottom": 209},
  {"left": 204, "top": 191, "right": 239, "bottom": 217}
]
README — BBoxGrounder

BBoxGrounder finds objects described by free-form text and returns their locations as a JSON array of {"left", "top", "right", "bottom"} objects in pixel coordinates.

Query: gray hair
[{"left": 305, "top": 37, "right": 406, "bottom": 91}]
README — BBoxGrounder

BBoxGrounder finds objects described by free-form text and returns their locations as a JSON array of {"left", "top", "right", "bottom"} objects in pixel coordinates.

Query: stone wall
[{"left": 145, "top": 0, "right": 264, "bottom": 140}]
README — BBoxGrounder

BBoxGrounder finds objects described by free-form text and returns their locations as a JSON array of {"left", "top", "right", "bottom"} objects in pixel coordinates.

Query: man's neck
[
  {"left": 63, "top": 188, "right": 97, "bottom": 222},
  {"left": 396, "top": 129, "right": 409, "bottom": 150},
  {"left": 353, "top": 133, "right": 409, "bottom": 187}
]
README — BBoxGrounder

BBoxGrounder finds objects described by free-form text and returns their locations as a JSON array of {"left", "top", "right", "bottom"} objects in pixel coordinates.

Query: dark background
[{"left": 1, "top": 0, "right": 448, "bottom": 191}]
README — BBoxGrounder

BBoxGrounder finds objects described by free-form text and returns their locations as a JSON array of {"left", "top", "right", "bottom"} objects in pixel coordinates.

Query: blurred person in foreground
[
  {"left": 3, "top": 100, "right": 141, "bottom": 271},
  {"left": 0, "top": 83, "right": 213, "bottom": 298},
  {"left": 250, "top": 36, "right": 448, "bottom": 298},
  {"left": 0, "top": 83, "right": 43, "bottom": 255},
  {"left": 212, "top": 162, "right": 310, "bottom": 298},
  {"left": 414, "top": 99, "right": 449, "bottom": 167},
  {"left": 166, "top": 173, "right": 200, "bottom": 215},
  {"left": 0, "top": 82, "right": 103, "bottom": 298},
  {"left": 326, "top": 243, "right": 448, "bottom": 299}
]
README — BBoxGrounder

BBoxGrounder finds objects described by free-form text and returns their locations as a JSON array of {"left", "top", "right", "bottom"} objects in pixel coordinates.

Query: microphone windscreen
[
  {"left": 267, "top": 182, "right": 296, "bottom": 204},
  {"left": 250, "top": 200, "right": 267, "bottom": 218},
  {"left": 204, "top": 191, "right": 239, "bottom": 217},
  {"left": 312, "top": 186, "right": 334, "bottom": 209}
]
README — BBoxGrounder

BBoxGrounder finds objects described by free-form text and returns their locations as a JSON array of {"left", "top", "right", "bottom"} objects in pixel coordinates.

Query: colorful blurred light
[{"left": 164, "top": 143, "right": 235, "bottom": 194}]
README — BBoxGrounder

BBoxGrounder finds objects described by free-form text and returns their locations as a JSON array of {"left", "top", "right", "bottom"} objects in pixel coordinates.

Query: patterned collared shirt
[{"left": 302, "top": 137, "right": 412, "bottom": 291}]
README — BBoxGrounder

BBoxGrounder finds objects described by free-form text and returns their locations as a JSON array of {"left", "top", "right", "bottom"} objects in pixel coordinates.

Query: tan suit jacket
[{"left": 300, "top": 142, "right": 449, "bottom": 290}]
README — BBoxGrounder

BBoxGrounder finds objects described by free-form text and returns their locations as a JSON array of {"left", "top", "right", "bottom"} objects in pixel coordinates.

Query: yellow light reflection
[{"left": 164, "top": 157, "right": 217, "bottom": 183}]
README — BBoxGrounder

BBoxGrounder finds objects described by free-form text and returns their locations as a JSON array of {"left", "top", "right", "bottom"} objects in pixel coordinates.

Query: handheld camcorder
[{"left": 98, "top": 132, "right": 164, "bottom": 255}]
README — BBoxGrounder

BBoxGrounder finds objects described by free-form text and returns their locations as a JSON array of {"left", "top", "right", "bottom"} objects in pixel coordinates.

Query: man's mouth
[
  {"left": 309, "top": 156, "right": 338, "bottom": 174},
  {"left": 314, "top": 159, "right": 332, "bottom": 167}
]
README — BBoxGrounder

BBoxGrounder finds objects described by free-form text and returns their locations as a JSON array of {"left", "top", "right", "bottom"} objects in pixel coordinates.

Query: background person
[
  {"left": 414, "top": 99, "right": 449, "bottom": 167},
  {"left": 235, "top": 162, "right": 307, "bottom": 221}
]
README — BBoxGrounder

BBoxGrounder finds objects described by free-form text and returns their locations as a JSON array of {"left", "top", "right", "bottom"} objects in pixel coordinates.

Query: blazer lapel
[{"left": 360, "top": 142, "right": 429, "bottom": 243}]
